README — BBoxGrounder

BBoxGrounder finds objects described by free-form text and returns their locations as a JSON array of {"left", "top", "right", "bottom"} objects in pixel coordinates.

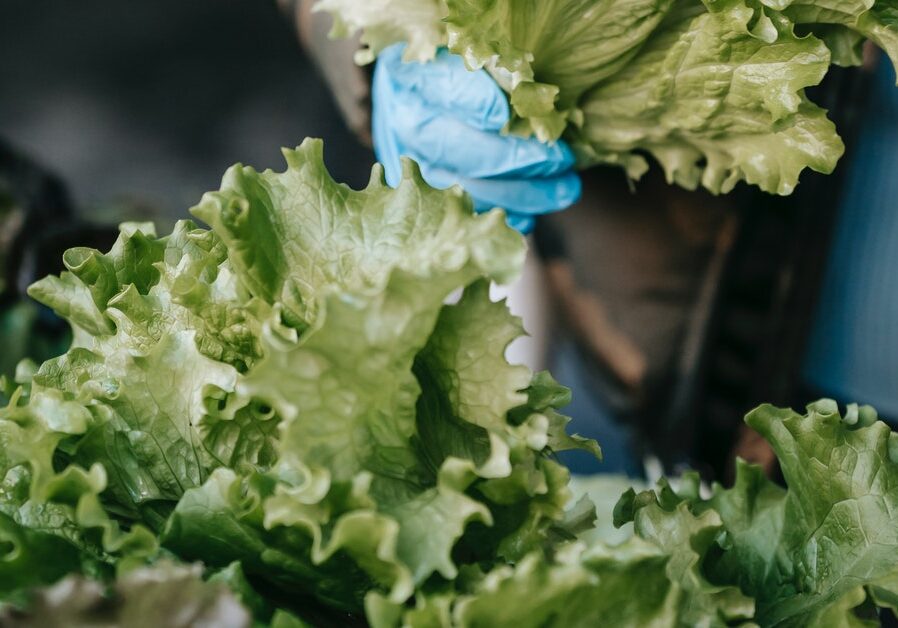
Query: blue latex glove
[{"left": 372, "top": 44, "right": 581, "bottom": 234}]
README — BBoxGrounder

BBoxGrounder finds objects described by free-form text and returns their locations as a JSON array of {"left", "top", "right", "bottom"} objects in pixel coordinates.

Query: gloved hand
[{"left": 372, "top": 44, "right": 581, "bottom": 234}]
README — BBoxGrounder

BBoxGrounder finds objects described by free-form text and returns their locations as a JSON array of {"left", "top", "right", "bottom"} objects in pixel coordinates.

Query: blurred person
[{"left": 284, "top": 1, "right": 741, "bottom": 478}]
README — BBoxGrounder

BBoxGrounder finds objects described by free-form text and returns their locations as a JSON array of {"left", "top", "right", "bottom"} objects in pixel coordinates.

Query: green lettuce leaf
[
  {"left": 314, "top": 0, "right": 447, "bottom": 63},
  {"left": 731, "top": 401, "right": 898, "bottom": 625},
  {"left": 771, "top": 0, "right": 898, "bottom": 71},
  {"left": 0, "top": 377, "right": 157, "bottom": 586},
  {"left": 575, "top": 1, "right": 842, "bottom": 195},
  {"left": 370, "top": 537, "right": 755, "bottom": 627},
  {"left": 191, "top": 141, "right": 522, "bottom": 330},
  {"left": 618, "top": 400, "right": 898, "bottom": 626},
  {"left": 24, "top": 221, "right": 262, "bottom": 520},
  {"left": 444, "top": 0, "right": 676, "bottom": 142}
]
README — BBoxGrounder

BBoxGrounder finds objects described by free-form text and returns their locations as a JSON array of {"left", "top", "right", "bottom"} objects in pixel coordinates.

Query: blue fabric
[
  {"left": 550, "top": 340, "right": 644, "bottom": 478},
  {"left": 372, "top": 44, "right": 582, "bottom": 234},
  {"left": 803, "top": 60, "right": 898, "bottom": 420}
]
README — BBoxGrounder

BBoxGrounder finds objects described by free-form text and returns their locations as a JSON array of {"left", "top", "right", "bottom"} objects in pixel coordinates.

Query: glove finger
[
  {"left": 381, "top": 44, "right": 510, "bottom": 132},
  {"left": 422, "top": 165, "right": 582, "bottom": 216},
  {"left": 392, "top": 95, "right": 577, "bottom": 179}
]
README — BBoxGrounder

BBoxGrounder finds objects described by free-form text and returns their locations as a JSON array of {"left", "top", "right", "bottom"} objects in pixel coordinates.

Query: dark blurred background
[
  {"left": 0, "top": 0, "right": 373, "bottom": 229},
  {"left": 0, "top": 0, "right": 374, "bottom": 376}
]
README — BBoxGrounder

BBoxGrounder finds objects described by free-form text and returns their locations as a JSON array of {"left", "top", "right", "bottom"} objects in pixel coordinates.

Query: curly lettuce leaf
[
  {"left": 162, "top": 468, "right": 388, "bottom": 613},
  {"left": 23, "top": 221, "right": 267, "bottom": 519},
  {"left": 444, "top": 0, "right": 676, "bottom": 142},
  {"left": 0, "top": 511, "right": 90, "bottom": 603},
  {"left": 618, "top": 400, "right": 898, "bottom": 626},
  {"left": 369, "top": 538, "right": 755, "bottom": 628},
  {"left": 314, "top": 0, "right": 447, "bottom": 63},
  {"left": 731, "top": 401, "right": 898, "bottom": 624},
  {"left": 768, "top": 0, "right": 898, "bottom": 72},
  {"left": 0, "top": 381, "right": 157, "bottom": 587},
  {"left": 575, "top": 1, "right": 843, "bottom": 195},
  {"left": 191, "top": 140, "right": 523, "bottom": 330}
]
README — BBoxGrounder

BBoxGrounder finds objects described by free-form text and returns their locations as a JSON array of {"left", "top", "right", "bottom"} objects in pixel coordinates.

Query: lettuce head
[{"left": 318, "top": 0, "right": 898, "bottom": 195}]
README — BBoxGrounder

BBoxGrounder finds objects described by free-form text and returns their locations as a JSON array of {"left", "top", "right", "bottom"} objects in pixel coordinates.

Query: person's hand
[{"left": 372, "top": 44, "right": 581, "bottom": 234}]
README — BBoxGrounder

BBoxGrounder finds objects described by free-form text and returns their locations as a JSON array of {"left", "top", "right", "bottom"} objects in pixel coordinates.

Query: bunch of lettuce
[
  {"left": 0, "top": 139, "right": 598, "bottom": 626},
  {"left": 3, "top": 142, "right": 898, "bottom": 626},
  {"left": 317, "top": 0, "right": 898, "bottom": 195}
]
